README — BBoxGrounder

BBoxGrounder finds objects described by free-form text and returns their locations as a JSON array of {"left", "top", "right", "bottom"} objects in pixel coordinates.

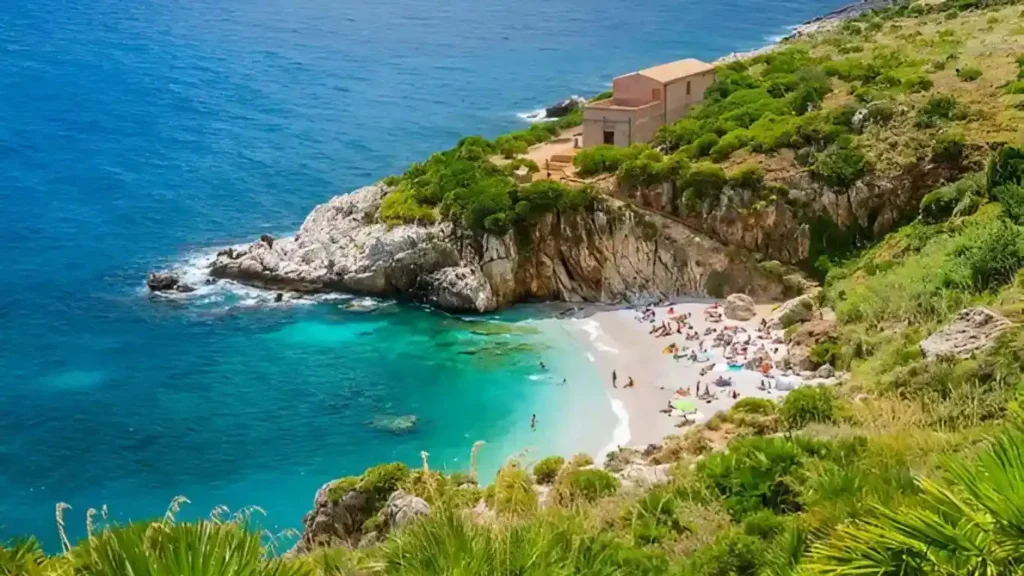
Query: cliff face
[
  {"left": 209, "top": 184, "right": 793, "bottom": 312},
  {"left": 675, "top": 158, "right": 967, "bottom": 265}
]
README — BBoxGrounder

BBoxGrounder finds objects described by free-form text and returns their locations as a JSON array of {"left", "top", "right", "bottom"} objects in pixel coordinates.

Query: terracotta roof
[{"left": 637, "top": 58, "right": 714, "bottom": 83}]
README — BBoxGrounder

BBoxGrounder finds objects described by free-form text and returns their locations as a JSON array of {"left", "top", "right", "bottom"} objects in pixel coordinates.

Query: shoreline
[{"left": 563, "top": 300, "right": 811, "bottom": 455}]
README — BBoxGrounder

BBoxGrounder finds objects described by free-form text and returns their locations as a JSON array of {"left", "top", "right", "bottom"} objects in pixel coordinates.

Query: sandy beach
[{"left": 567, "top": 300, "right": 802, "bottom": 453}]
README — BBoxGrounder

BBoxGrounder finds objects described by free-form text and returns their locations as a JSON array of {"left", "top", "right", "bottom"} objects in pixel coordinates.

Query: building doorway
[{"left": 603, "top": 130, "right": 615, "bottom": 145}]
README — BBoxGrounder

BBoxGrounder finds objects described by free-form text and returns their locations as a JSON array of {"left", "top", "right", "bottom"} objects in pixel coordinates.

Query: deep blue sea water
[{"left": 1, "top": 0, "right": 847, "bottom": 547}]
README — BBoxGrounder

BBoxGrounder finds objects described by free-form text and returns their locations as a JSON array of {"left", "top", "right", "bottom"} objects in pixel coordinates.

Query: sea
[{"left": 0, "top": 0, "right": 847, "bottom": 548}]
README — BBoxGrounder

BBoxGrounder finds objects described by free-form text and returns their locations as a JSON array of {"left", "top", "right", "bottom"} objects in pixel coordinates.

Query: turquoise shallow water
[{"left": 1, "top": 0, "right": 848, "bottom": 549}]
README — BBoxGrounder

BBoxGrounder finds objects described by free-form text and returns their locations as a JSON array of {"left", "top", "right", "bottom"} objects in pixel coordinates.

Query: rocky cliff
[
  {"left": 674, "top": 147, "right": 971, "bottom": 266},
  {"left": 206, "top": 184, "right": 794, "bottom": 312}
]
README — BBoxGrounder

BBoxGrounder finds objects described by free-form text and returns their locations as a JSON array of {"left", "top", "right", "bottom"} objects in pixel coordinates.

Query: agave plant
[{"left": 805, "top": 422, "right": 1024, "bottom": 575}]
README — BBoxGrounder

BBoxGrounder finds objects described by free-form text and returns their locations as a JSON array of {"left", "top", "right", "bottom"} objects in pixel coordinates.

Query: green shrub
[
  {"left": 532, "top": 456, "right": 565, "bottom": 485},
  {"left": 556, "top": 468, "right": 620, "bottom": 504},
  {"left": 901, "top": 73, "right": 934, "bottom": 93},
  {"left": 617, "top": 149, "right": 668, "bottom": 189},
  {"left": 494, "top": 135, "right": 529, "bottom": 158},
  {"left": 779, "top": 386, "right": 837, "bottom": 430},
  {"left": 490, "top": 462, "right": 537, "bottom": 515},
  {"left": 811, "top": 136, "right": 870, "bottom": 189},
  {"left": 442, "top": 176, "right": 514, "bottom": 234},
  {"left": 916, "top": 94, "right": 959, "bottom": 127},
  {"left": 920, "top": 173, "right": 986, "bottom": 223},
  {"left": 993, "top": 184, "right": 1024, "bottom": 224},
  {"left": 682, "top": 530, "right": 769, "bottom": 576},
  {"left": 730, "top": 397, "right": 777, "bottom": 416},
  {"left": 956, "top": 65, "right": 983, "bottom": 81},
  {"left": 327, "top": 476, "right": 361, "bottom": 501},
  {"left": 657, "top": 118, "right": 703, "bottom": 150},
  {"left": 728, "top": 164, "right": 765, "bottom": 191},
  {"left": 379, "top": 188, "right": 437, "bottom": 226},
  {"left": 709, "top": 129, "right": 751, "bottom": 161},
  {"left": 809, "top": 341, "right": 841, "bottom": 367},
  {"left": 987, "top": 145, "right": 1024, "bottom": 189},
  {"left": 696, "top": 436, "right": 811, "bottom": 518},
  {"left": 569, "top": 453, "right": 594, "bottom": 468},
  {"left": 679, "top": 163, "right": 728, "bottom": 213},
  {"left": 942, "top": 218, "right": 1024, "bottom": 292},
  {"left": 749, "top": 114, "right": 800, "bottom": 152},
  {"left": 573, "top": 144, "right": 642, "bottom": 176},
  {"left": 1005, "top": 80, "right": 1024, "bottom": 94},
  {"left": 693, "top": 133, "right": 721, "bottom": 158},
  {"left": 362, "top": 462, "right": 411, "bottom": 502},
  {"left": 932, "top": 130, "right": 967, "bottom": 164}
]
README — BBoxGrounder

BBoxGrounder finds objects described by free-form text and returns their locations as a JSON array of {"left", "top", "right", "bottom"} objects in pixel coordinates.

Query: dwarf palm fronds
[{"left": 806, "top": 422, "right": 1024, "bottom": 575}]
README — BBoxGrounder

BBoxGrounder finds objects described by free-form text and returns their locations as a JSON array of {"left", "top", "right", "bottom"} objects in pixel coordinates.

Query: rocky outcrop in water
[
  {"left": 208, "top": 184, "right": 793, "bottom": 312},
  {"left": 146, "top": 271, "right": 195, "bottom": 293},
  {"left": 545, "top": 96, "right": 587, "bottom": 119}
]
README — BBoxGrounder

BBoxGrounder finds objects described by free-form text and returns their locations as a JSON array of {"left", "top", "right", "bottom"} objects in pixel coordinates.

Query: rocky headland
[{"left": 190, "top": 183, "right": 799, "bottom": 312}]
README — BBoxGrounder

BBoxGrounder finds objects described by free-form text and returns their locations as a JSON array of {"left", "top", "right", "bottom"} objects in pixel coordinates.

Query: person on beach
[
  {"left": 625, "top": 377, "right": 635, "bottom": 389},
  {"left": 531, "top": 414, "right": 537, "bottom": 431},
  {"left": 612, "top": 370, "right": 617, "bottom": 388}
]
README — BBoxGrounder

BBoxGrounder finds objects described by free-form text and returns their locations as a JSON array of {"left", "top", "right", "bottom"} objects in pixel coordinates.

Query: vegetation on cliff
[
  {"left": 6, "top": 1, "right": 1024, "bottom": 575},
  {"left": 574, "top": 0, "right": 1024, "bottom": 274}
]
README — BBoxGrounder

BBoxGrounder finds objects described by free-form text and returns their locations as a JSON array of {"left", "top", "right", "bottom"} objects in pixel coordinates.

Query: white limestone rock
[{"left": 920, "top": 308, "right": 1012, "bottom": 360}]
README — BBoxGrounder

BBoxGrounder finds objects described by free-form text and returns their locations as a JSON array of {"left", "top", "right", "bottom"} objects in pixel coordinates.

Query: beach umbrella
[{"left": 671, "top": 398, "right": 697, "bottom": 413}]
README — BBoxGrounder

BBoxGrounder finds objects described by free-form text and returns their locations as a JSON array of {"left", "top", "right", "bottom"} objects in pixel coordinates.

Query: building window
[
  {"left": 651, "top": 88, "right": 662, "bottom": 101},
  {"left": 686, "top": 81, "right": 691, "bottom": 95},
  {"left": 603, "top": 130, "right": 615, "bottom": 145}
]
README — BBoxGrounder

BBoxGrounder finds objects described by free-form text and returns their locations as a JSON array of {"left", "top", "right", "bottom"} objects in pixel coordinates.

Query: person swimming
[
  {"left": 531, "top": 414, "right": 537, "bottom": 431},
  {"left": 539, "top": 361, "right": 546, "bottom": 370}
]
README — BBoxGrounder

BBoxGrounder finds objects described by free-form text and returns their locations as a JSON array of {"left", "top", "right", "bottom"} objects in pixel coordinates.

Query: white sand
[{"left": 567, "top": 301, "right": 794, "bottom": 452}]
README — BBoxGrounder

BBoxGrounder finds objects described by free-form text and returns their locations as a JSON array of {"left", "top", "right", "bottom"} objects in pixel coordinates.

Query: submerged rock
[
  {"left": 368, "top": 414, "right": 418, "bottom": 434},
  {"left": 724, "top": 293, "right": 756, "bottom": 321},
  {"left": 920, "top": 307, "right": 1012, "bottom": 360}
]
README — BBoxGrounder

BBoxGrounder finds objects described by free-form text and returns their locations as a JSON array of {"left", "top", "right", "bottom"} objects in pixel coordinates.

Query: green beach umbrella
[{"left": 671, "top": 398, "right": 697, "bottom": 413}]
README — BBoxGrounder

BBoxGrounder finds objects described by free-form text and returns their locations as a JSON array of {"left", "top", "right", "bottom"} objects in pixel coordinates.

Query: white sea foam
[
  {"left": 597, "top": 397, "right": 631, "bottom": 465},
  {"left": 528, "top": 374, "right": 545, "bottom": 381},
  {"left": 144, "top": 243, "right": 356, "bottom": 311},
  {"left": 577, "top": 319, "right": 620, "bottom": 353},
  {"left": 586, "top": 352, "right": 595, "bottom": 362},
  {"left": 516, "top": 108, "right": 548, "bottom": 123}
]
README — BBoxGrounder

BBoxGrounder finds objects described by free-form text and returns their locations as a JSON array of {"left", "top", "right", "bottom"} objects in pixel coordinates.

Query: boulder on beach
[
  {"left": 769, "top": 293, "right": 817, "bottom": 329},
  {"left": 920, "top": 307, "right": 1012, "bottom": 360},
  {"left": 724, "top": 293, "right": 756, "bottom": 321}
]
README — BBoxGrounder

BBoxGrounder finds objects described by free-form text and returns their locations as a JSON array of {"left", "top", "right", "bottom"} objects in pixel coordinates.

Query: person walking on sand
[
  {"left": 612, "top": 370, "right": 617, "bottom": 388},
  {"left": 531, "top": 414, "right": 537, "bottom": 431}
]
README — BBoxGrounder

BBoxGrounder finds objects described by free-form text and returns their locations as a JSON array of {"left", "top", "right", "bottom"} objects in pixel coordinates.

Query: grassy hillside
[
  {"left": 6, "top": 1, "right": 1024, "bottom": 575},
  {"left": 575, "top": 0, "right": 1024, "bottom": 273}
]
